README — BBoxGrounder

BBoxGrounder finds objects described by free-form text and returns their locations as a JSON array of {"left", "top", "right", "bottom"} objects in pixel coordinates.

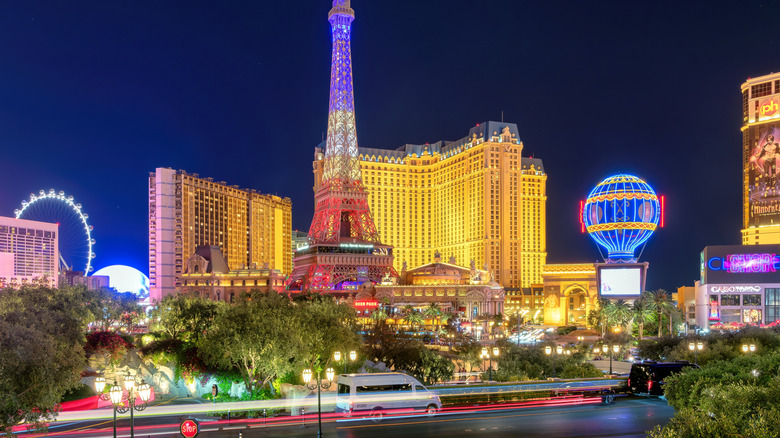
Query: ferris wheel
[{"left": 14, "top": 189, "right": 95, "bottom": 275}]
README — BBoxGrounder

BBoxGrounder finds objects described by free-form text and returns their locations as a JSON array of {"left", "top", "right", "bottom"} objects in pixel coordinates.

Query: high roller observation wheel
[{"left": 14, "top": 189, "right": 95, "bottom": 275}]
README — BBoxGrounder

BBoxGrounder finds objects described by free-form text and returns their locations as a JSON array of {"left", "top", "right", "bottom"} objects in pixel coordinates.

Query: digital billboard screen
[
  {"left": 747, "top": 122, "right": 780, "bottom": 227},
  {"left": 599, "top": 267, "right": 642, "bottom": 297}
]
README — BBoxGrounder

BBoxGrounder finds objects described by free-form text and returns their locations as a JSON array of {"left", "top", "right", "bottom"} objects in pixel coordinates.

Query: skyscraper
[
  {"left": 287, "top": 0, "right": 396, "bottom": 292},
  {"left": 0, "top": 216, "right": 58, "bottom": 288},
  {"left": 312, "top": 121, "right": 547, "bottom": 289},
  {"left": 148, "top": 168, "right": 292, "bottom": 301},
  {"left": 742, "top": 72, "right": 780, "bottom": 244}
]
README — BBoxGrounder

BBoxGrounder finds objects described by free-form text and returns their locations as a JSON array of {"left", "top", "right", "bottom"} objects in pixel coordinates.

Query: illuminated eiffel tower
[{"left": 287, "top": 0, "right": 396, "bottom": 292}]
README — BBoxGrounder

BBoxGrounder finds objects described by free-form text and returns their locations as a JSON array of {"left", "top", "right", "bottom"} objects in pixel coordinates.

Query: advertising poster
[
  {"left": 748, "top": 122, "right": 780, "bottom": 227},
  {"left": 709, "top": 299, "right": 720, "bottom": 321}
]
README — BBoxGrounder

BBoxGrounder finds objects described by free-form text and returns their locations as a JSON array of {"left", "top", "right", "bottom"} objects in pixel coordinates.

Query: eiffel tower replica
[{"left": 287, "top": 0, "right": 397, "bottom": 292}]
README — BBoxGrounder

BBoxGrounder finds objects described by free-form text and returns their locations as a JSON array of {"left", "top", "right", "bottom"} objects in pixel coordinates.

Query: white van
[{"left": 335, "top": 373, "right": 442, "bottom": 419}]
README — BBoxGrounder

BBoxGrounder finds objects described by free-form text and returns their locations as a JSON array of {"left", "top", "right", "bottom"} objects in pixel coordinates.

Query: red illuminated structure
[{"left": 286, "top": 0, "right": 397, "bottom": 292}]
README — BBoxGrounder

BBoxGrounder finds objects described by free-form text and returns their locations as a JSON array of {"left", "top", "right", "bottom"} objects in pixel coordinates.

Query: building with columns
[{"left": 541, "top": 263, "right": 598, "bottom": 326}]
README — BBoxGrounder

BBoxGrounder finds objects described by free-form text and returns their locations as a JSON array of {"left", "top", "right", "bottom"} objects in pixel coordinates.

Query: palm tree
[
  {"left": 631, "top": 294, "right": 654, "bottom": 340},
  {"left": 609, "top": 299, "right": 632, "bottom": 331},
  {"left": 404, "top": 309, "right": 424, "bottom": 331},
  {"left": 424, "top": 302, "right": 443, "bottom": 332},
  {"left": 591, "top": 298, "right": 613, "bottom": 337},
  {"left": 648, "top": 289, "right": 671, "bottom": 337},
  {"left": 370, "top": 307, "right": 388, "bottom": 322}
]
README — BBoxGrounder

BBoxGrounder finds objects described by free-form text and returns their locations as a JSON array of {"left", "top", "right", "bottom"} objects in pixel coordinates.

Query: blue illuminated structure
[{"left": 582, "top": 174, "right": 660, "bottom": 262}]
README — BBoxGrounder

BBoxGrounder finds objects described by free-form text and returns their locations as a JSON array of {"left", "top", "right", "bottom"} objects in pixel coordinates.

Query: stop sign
[{"left": 180, "top": 419, "right": 199, "bottom": 438}]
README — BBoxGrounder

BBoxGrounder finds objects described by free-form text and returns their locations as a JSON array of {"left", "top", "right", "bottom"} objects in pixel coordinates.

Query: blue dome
[{"left": 583, "top": 174, "right": 660, "bottom": 262}]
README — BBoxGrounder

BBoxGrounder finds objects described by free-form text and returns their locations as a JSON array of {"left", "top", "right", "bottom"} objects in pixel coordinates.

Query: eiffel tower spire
[{"left": 287, "top": 0, "right": 396, "bottom": 292}]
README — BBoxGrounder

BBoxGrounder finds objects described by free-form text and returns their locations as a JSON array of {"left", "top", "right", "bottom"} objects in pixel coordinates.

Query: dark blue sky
[{"left": 0, "top": 1, "right": 777, "bottom": 291}]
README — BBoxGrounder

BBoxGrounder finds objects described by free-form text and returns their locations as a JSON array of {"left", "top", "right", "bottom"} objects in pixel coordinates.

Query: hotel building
[
  {"left": 312, "top": 121, "right": 547, "bottom": 290},
  {"left": 697, "top": 244, "right": 780, "bottom": 327},
  {"left": 742, "top": 72, "right": 780, "bottom": 244},
  {"left": 148, "top": 167, "right": 292, "bottom": 302},
  {"left": 0, "top": 216, "right": 58, "bottom": 288}
]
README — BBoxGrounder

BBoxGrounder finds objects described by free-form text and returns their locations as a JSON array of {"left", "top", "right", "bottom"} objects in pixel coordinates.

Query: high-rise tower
[
  {"left": 287, "top": 0, "right": 396, "bottom": 291},
  {"left": 742, "top": 72, "right": 780, "bottom": 244}
]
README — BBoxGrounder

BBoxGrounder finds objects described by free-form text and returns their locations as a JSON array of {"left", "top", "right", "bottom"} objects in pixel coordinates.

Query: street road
[{"left": 22, "top": 396, "right": 674, "bottom": 438}]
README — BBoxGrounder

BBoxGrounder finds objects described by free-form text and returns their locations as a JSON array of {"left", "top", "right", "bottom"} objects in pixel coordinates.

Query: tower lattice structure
[{"left": 287, "top": 0, "right": 396, "bottom": 292}]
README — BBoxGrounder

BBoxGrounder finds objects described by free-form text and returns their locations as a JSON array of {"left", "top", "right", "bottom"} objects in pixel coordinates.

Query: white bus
[{"left": 335, "top": 373, "right": 442, "bottom": 419}]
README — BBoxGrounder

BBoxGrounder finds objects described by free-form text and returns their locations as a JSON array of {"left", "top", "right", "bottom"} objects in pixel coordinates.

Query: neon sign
[
  {"left": 707, "top": 253, "right": 780, "bottom": 273},
  {"left": 340, "top": 243, "right": 374, "bottom": 249},
  {"left": 354, "top": 300, "right": 378, "bottom": 309},
  {"left": 759, "top": 97, "right": 779, "bottom": 119}
]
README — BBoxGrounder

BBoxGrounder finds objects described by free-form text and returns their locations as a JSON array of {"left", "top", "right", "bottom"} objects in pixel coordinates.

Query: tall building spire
[
  {"left": 323, "top": 0, "right": 359, "bottom": 185},
  {"left": 287, "top": 1, "right": 396, "bottom": 292},
  {"left": 307, "top": 0, "right": 379, "bottom": 244}
]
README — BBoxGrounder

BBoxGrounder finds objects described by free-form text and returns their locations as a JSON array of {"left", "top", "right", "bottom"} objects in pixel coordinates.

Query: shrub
[{"left": 84, "top": 331, "right": 133, "bottom": 365}]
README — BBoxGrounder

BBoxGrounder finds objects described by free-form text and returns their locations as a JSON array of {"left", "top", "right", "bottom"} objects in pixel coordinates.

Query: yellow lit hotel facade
[
  {"left": 149, "top": 168, "right": 292, "bottom": 302},
  {"left": 742, "top": 72, "right": 780, "bottom": 244},
  {"left": 312, "top": 121, "right": 546, "bottom": 290}
]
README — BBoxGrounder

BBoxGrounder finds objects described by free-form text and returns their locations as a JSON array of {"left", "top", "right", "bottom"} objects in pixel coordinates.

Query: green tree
[
  {"left": 651, "top": 351, "right": 780, "bottom": 438},
  {"left": 83, "top": 288, "right": 140, "bottom": 332},
  {"left": 404, "top": 309, "right": 424, "bottom": 331},
  {"left": 199, "top": 292, "right": 298, "bottom": 395},
  {"left": 424, "top": 303, "right": 442, "bottom": 332},
  {"left": 608, "top": 299, "right": 632, "bottom": 332},
  {"left": 631, "top": 294, "right": 654, "bottom": 340},
  {"left": 648, "top": 289, "right": 671, "bottom": 337},
  {"left": 588, "top": 298, "right": 612, "bottom": 337},
  {"left": 0, "top": 286, "right": 87, "bottom": 436},
  {"left": 149, "top": 294, "right": 224, "bottom": 343},
  {"left": 295, "top": 294, "right": 361, "bottom": 375}
]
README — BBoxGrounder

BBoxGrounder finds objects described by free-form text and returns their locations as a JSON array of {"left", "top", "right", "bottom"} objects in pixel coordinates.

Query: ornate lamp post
[
  {"left": 333, "top": 350, "right": 357, "bottom": 374},
  {"left": 688, "top": 341, "right": 704, "bottom": 365},
  {"left": 603, "top": 344, "right": 620, "bottom": 374},
  {"left": 302, "top": 366, "right": 335, "bottom": 438},
  {"left": 545, "top": 345, "right": 563, "bottom": 378},
  {"left": 742, "top": 343, "right": 756, "bottom": 353},
  {"left": 480, "top": 346, "right": 500, "bottom": 381},
  {"left": 94, "top": 373, "right": 151, "bottom": 438}
]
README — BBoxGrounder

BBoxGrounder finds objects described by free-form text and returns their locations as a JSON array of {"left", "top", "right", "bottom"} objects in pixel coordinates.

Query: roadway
[{"left": 20, "top": 396, "right": 674, "bottom": 438}]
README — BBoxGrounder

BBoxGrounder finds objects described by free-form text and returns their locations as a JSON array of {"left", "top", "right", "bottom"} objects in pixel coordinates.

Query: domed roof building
[{"left": 354, "top": 251, "right": 505, "bottom": 332}]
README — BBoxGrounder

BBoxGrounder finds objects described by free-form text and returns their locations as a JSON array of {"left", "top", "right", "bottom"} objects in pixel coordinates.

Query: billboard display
[
  {"left": 747, "top": 122, "right": 780, "bottom": 227},
  {"left": 701, "top": 244, "right": 780, "bottom": 284},
  {"left": 595, "top": 262, "right": 647, "bottom": 298}
]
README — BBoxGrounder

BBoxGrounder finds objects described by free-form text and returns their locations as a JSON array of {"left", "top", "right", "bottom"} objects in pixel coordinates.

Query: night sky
[{"left": 0, "top": 1, "right": 777, "bottom": 291}]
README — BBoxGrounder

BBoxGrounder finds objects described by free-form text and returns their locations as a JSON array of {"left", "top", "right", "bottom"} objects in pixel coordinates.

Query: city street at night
[{"left": 21, "top": 396, "right": 674, "bottom": 438}]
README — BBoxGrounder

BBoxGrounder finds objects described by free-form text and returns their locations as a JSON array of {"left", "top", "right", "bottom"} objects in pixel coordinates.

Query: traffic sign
[{"left": 180, "top": 418, "right": 199, "bottom": 438}]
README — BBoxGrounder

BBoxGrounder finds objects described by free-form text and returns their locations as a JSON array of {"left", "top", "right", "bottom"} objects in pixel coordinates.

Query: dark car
[{"left": 627, "top": 361, "right": 699, "bottom": 396}]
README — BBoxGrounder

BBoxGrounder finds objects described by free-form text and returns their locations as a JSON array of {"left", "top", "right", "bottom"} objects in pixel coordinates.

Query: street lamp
[
  {"left": 480, "top": 346, "right": 500, "bottom": 381},
  {"left": 94, "top": 373, "right": 151, "bottom": 438},
  {"left": 545, "top": 345, "right": 563, "bottom": 378},
  {"left": 688, "top": 341, "right": 704, "bottom": 364},
  {"left": 603, "top": 344, "right": 620, "bottom": 375},
  {"left": 302, "top": 366, "right": 335, "bottom": 438},
  {"left": 742, "top": 343, "right": 757, "bottom": 353},
  {"left": 334, "top": 350, "right": 358, "bottom": 374}
]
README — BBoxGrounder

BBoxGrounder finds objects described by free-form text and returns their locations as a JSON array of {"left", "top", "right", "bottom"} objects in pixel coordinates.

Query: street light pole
[
  {"left": 689, "top": 341, "right": 704, "bottom": 365},
  {"left": 480, "top": 346, "right": 500, "bottom": 381},
  {"left": 545, "top": 345, "right": 562, "bottom": 378},
  {"left": 303, "top": 366, "right": 335, "bottom": 438},
  {"left": 94, "top": 373, "right": 151, "bottom": 438}
]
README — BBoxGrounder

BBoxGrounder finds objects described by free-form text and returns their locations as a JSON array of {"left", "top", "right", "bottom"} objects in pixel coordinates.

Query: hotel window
[
  {"left": 766, "top": 288, "right": 780, "bottom": 323},
  {"left": 720, "top": 294, "right": 740, "bottom": 306},
  {"left": 752, "top": 82, "right": 772, "bottom": 98},
  {"left": 743, "top": 294, "right": 761, "bottom": 306}
]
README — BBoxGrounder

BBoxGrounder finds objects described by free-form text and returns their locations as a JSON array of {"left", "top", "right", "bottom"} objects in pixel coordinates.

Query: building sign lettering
[
  {"left": 707, "top": 254, "right": 780, "bottom": 273},
  {"left": 710, "top": 285, "right": 762, "bottom": 293}
]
